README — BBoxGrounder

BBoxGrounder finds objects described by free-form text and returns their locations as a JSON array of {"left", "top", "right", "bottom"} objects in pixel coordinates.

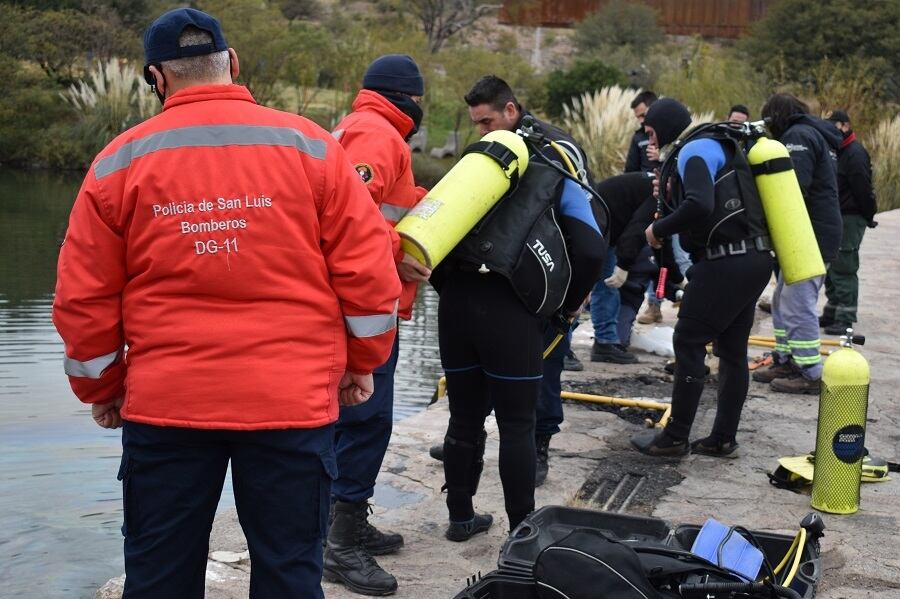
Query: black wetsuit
[
  {"left": 435, "top": 163, "right": 604, "bottom": 529},
  {"left": 652, "top": 137, "right": 774, "bottom": 443}
]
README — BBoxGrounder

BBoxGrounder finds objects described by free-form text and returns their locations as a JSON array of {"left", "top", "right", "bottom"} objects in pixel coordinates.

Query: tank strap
[
  {"left": 750, "top": 156, "right": 793, "bottom": 176},
  {"left": 462, "top": 140, "right": 521, "bottom": 189}
]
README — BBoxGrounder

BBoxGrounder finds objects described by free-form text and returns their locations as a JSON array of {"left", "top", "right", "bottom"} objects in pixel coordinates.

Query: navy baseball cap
[{"left": 144, "top": 8, "right": 228, "bottom": 67}]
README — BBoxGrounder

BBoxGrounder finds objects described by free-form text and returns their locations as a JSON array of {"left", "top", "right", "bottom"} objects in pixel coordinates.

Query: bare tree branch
[{"left": 405, "top": 0, "right": 501, "bottom": 53}]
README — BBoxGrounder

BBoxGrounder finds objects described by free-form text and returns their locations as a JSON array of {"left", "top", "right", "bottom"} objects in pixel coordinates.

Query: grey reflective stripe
[
  {"left": 64, "top": 349, "right": 121, "bottom": 379},
  {"left": 94, "top": 125, "right": 328, "bottom": 179},
  {"left": 345, "top": 310, "right": 397, "bottom": 338},
  {"left": 380, "top": 203, "right": 409, "bottom": 221}
]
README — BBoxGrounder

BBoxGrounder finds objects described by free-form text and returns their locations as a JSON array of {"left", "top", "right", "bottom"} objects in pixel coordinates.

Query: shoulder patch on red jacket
[{"left": 354, "top": 163, "right": 374, "bottom": 184}]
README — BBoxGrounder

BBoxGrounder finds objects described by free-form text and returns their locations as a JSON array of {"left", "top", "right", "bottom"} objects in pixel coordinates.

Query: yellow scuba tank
[
  {"left": 747, "top": 137, "right": 825, "bottom": 284},
  {"left": 811, "top": 329, "right": 869, "bottom": 514},
  {"left": 395, "top": 129, "right": 529, "bottom": 269}
]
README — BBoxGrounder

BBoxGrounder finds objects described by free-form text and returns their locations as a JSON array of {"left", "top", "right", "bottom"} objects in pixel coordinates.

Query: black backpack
[
  {"left": 533, "top": 529, "right": 663, "bottom": 599},
  {"left": 533, "top": 529, "right": 755, "bottom": 599}
]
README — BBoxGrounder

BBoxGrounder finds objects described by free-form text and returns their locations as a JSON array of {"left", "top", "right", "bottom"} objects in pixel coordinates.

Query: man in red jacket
[
  {"left": 325, "top": 54, "right": 430, "bottom": 596},
  {"left": 51, "top": 9, "right": 400, "bottom": 599}
]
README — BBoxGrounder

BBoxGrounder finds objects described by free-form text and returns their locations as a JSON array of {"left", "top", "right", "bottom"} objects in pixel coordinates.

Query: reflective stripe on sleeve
[
  {"left": 94, "top": 125, "right": 328, "bottom": 179},
  {"left": 64, "top": 349, "right": 122, "bottom": 378},
  {"left": 344, "top": 309, "right": 398, "bottom": 338},
  {"left": 380, "top": 203, "right": 409, "bottom": 222}
]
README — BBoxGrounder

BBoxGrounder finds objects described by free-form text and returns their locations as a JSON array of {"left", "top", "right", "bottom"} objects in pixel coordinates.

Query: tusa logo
[{"left": 532, "top": 239, "right": 555, "bottom": 272}]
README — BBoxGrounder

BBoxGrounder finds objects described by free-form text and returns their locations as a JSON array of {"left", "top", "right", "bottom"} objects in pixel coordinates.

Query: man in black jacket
[
  {"left": 753, "top": 94, "right": 842, "bottom": 394},
  {"left": 821, "top": 109, "right": 877, "bottom": 335}
]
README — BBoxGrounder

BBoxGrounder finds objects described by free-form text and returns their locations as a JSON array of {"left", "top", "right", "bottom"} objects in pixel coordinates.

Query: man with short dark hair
[
  {"left": 444, "top": 75, "right": 601, "bottom": 491},
  {"left": 728, "top": 104, "right": 750, "bottom": 123},
  {"left": 52, "top": 8, "right": 401, "bottom": 598},
  {"left": 821, "top": 109, "right": 877, "bottom": 335}
]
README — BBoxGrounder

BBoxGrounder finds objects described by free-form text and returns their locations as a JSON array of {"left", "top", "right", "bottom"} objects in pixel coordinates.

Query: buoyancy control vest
[
  {"left": 446, "top": 162, "right": 572, "bottom": 317},
  {"left": 662, "top": 133, "right": 769, "bottom": 254}
]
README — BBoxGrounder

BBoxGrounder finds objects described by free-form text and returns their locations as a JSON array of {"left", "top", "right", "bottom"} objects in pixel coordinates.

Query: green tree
[
  {"left": 543, "top": 60, "right": 627, "bottom": 118},
  {"left": 575, "top": 0, "right": 662, "bottom": 59},
  {"left": 742, "top": 0, "right": 900, "bottom": 100}
]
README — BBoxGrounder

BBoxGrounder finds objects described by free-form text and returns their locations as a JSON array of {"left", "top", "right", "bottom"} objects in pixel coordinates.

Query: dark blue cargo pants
[{"left": 119, "top": 421, "right": 336, "bottom": 599}]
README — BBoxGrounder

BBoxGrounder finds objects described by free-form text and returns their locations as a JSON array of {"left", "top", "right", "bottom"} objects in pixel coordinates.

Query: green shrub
[
  {"left": 543, "top": 60, "right": 628, "bottom": 119},
  {"left": 656, "top": 41, "right": 768, "bottom": 119},
  {"left": 870, "top": 116, "right": 900, "bottom": 212},
  {"left": 0, "top": 54, "right": 74, "bottom": 167},
  {"left": 575, "top": 0, "right": 662, "bottom": 58}
]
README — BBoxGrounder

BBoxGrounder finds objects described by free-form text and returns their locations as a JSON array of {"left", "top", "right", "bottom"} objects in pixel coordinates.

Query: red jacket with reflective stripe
[
  {"left": 333, "top": 90, "right": 425, "bottom": 320},
  {"left": 52, "top": 85, "right": 401, "bottom": 430}
]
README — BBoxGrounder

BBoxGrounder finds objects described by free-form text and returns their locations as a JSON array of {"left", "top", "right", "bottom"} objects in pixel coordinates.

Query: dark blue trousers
[
  {"left": 120, "top": 421, "right": 336, "bottom": 599},
  {"left": 536, "top": 326, "right": 566, "bottom": 437},
  {"left": 332, "top": 333, "right": 399, "bottom": 503}
]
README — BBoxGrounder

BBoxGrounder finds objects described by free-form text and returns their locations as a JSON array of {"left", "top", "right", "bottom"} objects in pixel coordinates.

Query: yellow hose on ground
[{"left": 750, "top": 335, "right": 839, "bottom": 347}]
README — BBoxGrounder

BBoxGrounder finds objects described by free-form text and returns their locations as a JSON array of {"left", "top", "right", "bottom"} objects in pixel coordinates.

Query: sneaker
[
  {"left": 823, "top": 322, "right": 852, "bottom": 336},
  {"left": 691, "top": 436, "right": 739, "bottom": 458},
  {"left": 771, "top": 375, "right": 820, "bottom": 395},
  {"left": 445, "top": 513, "right": 493, "bottom": 542},
  {"left": 637, "top": 303, "right": 663, "bottom": 324},
  {"left": 591, "top": 342, "right": 638, "bottom": 364},
  {"left": 563, "top": 350, "right": 585, "bottom": 371},
  {"left": 751, "top": 361, "right": 795, "bottom": 383},
  {"left": 630, "top": 429, "right": 689, "bottom": 457}
]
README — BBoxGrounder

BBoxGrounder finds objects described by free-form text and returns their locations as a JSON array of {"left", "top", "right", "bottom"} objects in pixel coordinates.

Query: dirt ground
[{"left": 96, "top": 210, "right": 900, "bottom": 599}]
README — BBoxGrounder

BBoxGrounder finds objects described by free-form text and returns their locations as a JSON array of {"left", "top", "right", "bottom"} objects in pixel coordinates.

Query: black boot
[
  {"left": 323, "top": 501, "right": 398, "bottom": 596},
  {"left": 428, "top": 443, "right": 444, "bottom": 461},
  {"left": 358, "top": 504, "right": 404, "bottom": 555},
  {"left": 535, "top": 434, "right": 551, "bottom": 487}
]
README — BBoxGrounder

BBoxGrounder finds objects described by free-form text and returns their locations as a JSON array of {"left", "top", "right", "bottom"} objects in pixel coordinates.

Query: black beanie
[
  {"left": 644, "top": 98, "right": 692, "bottom": 147},
  {"left": 362, "top": 54, "right": 424, "bottom": 96}
]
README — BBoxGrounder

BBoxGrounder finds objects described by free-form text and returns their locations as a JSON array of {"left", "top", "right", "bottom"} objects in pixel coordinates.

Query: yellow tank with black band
[
  {"left": 811, "top": 344, "right": 870, "bottom": 514},
  {"left": 395, "top": 130, "right": 529, "bottom": 269},
  {"left": 747, "top": 137, "right": 826, "bottom": 284}
]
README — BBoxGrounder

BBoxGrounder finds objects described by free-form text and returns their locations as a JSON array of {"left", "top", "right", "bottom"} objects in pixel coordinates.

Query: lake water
[{"left": 0, "top": 168, "right": 442, "bottom": 598}]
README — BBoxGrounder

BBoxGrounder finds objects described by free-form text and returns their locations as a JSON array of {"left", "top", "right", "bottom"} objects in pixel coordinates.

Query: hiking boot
[
  {"left": 429, "top": 443, "right": 444, "bottom": 462},
  {"left": 535, "top": 435, "right": 551, "bottom": 487},
  {"left": 563, "top": 350, "right": 585, "bottom": 371},
  {"left": 637, "top": 303, "right": 662, "bottom": 324},
  {"left": 751, "top": 361, "right": 795, "bottom": 383},
  {"left": 630, "top": 428, "right": 689, "bottom": 457},
  {"left": 771, "top": 375, "right": 820, "bottom": 395},
  {"left": 445, "top": 513, "right": 493, "bottom": 542},
  {"left": 691, "top": 436, "right": 739, "bottom": 458},
  {"left": 324, "top": 501, "right": 398, "bottom": 596},
  {"left": 757, "top": 296, "right": 772, "bottom": 314},
  {"left": 824, "top": 322, "right": 852, "bottom": 336},
  {"left": 591, "top": 342, "right": 638, "bottom": 364}
]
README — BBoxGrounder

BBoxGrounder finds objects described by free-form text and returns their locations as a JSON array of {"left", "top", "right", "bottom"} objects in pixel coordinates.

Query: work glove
[{"left": 604, "top": 266, "right": 628, "bottom": 289}]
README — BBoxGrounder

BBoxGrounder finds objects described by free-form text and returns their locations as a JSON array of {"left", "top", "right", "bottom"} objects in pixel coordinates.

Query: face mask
[
  {"left": 144, "top": 64, "right": 166, "bottom": 105},
  {"left": 380, "top": 91, "right": 423, "bottom": 140}
]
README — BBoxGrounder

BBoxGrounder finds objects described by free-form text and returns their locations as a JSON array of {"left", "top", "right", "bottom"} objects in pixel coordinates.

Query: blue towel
[{"left": 690, "top": 518, "right": 763, "bottom": 581}]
